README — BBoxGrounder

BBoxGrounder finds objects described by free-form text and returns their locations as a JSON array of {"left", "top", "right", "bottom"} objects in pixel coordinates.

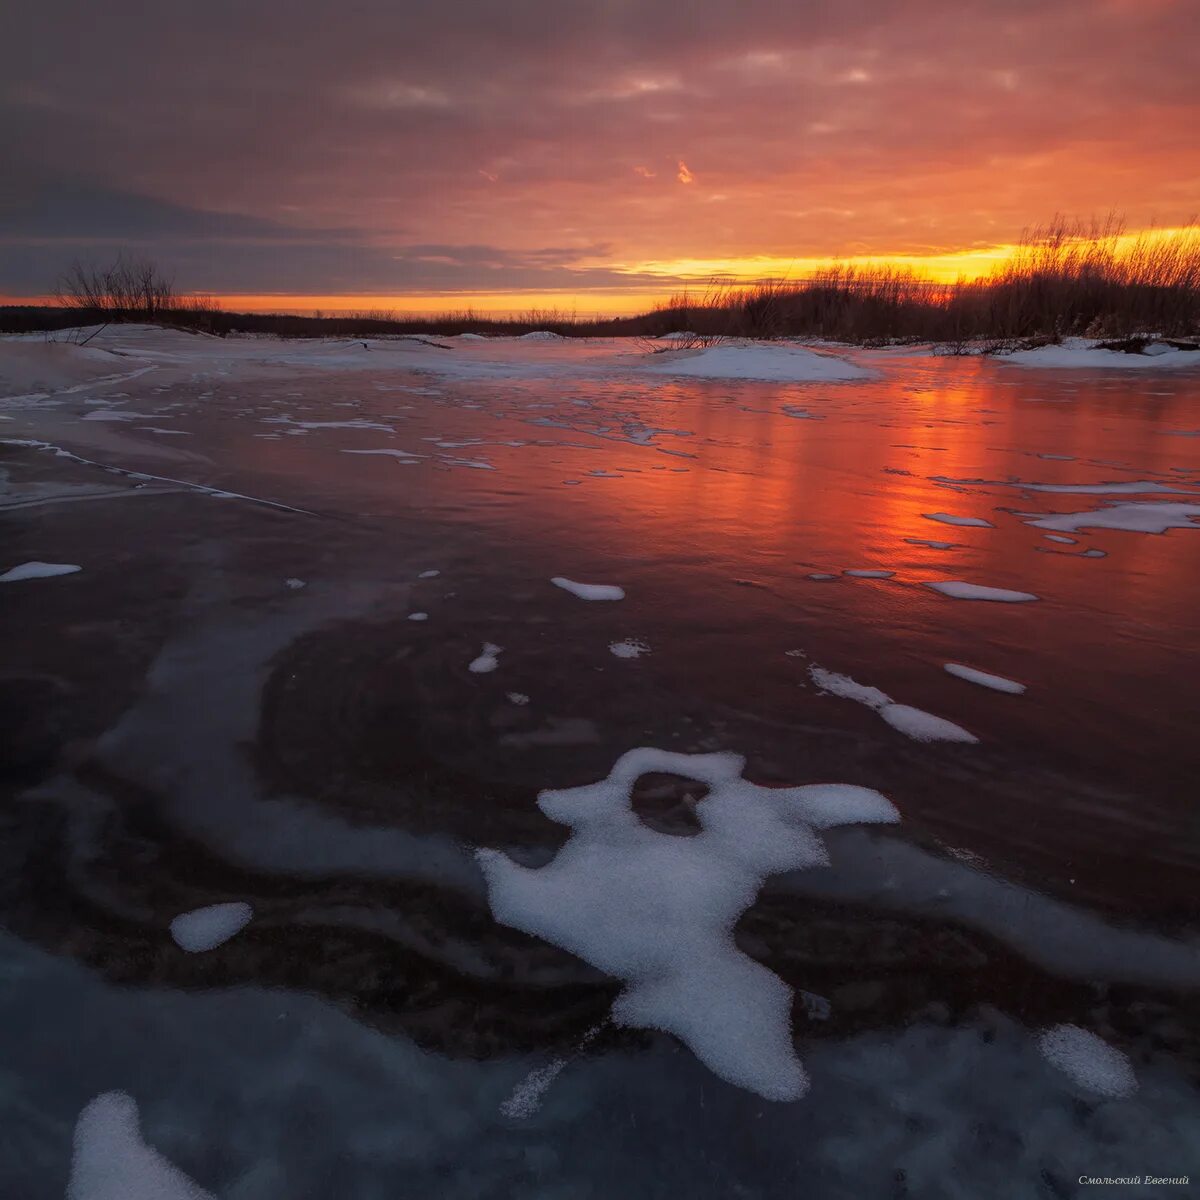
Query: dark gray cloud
[{"left": 2, "top": 0, "right": 1197, "bottom": 299}]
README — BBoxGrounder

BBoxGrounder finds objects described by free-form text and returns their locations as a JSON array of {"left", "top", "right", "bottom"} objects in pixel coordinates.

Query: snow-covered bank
[{"left": 1000, "top": 338, "right": 1200, "bottom": 370}]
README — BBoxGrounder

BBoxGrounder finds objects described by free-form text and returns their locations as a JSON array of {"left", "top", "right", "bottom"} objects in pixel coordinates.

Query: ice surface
[
  {"left": 551, "top": 576, "right": 626, "bottom": 601},
  {"left": 1022, "top": 502, "right": 1200, "bottom": 534},
  {"left": 646, "top": 342, "right": 869, "bottom": 382},
  {"left": 477, "top": 748, "right": 898, "bottom": 1101},
  {"left": 609, "top": 639, "right": 650, "bottom": 659},
  {"left": 810, "top": 666, "right": 977, "bottom": 743},
  {"left": 925, "top": 581, "right": 1039, "bottom": 602},
  {"left": 0, "top": 560, "right": 82, "bottom": 582},
  {"left": 69, "top": 1091, "right": 214, "bottom": 1200},
  {"left": 469, "top": 643, "right": 503, "bottom": 673},
  {"left": 169, "top": 902, "right": 252, "bottom": 952},
  {"left": 944, "top": 663, "right": 1026, "bottom": 694},
  {"left": 1037, "top": 1025, "right": 1137, "bottom": 1098},
  {"left": 922, "top": 512, "right": 993, "bottom": 527}
]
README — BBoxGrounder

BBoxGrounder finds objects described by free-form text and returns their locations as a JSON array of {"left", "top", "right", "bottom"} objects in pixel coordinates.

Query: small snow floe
[
  {"left": 551, "top": 576, "right": 625, "bottom": 601},
  {"left": 520, "top": 330, "right": 564, "bottom": 341},
  {"left": 1044, "top": 534, "right": 1076, "bottom": 544},
  {"left": 646, "top": 342, "right": 869, "bottom": 382},
  {"left": 944, "top": 663, "right": 1026, "bottom": 694},
  {"left": 1037, "top": 453, "right": 1076, "bottom": 461},
  {"left": 341, "top": 448, "right": 424, "bottom": 463},
  {"left": 69, "top": 1091, "right": 215, "bottom": 1200},
  {"left": 0, "top": 561, "right": 82, "bottom": 582},
  {"left": 284, "top": 578, "right": 306, "bottom": 590},
  {"left": 843, "top": 569, "right": 895, "bottom": 579},
  {"left": 407, "top": 612, "right": 428, "bottom": 621},
  {"left": 439, "top": 455, "right": 495, "bottom": 470},
  {"left": 418, "top": 569, "right": 440, "bottom": 578},
  {"left": 476, "top": 748, "right": 899, "bottom": 1101},
  {"left": 781, "top": 405, "right": 824, "bottom": 420},
  {"left": 903, "top": 538, "right": 958, "bottom": 550},
  {"left": 1079, "top": 548, "right": 1107, "bottom": 557},
  {"left": 1021, "top": 502, "right": 1200, "bottom": 535},
  {"left": 469, "top": 643, "right": 503, "bottom": 673},
  {"left": 806, "top": 573, "right": 838, "bottom": 581},
  {"left": 922, "top": 512, "right": 994, "bottom": 528},
  {"left": 1037, "top": 1025, "right": 1137, "bottom": 1098},
  {"left": 507, "top": 692, "right": 530, "bottom": 706},
  {"left": 169, "top": 902, "right": 253, "bottom": 953},
  {"left": 925, "top": 580, "right": 1039, "bottom": 603},
  {"left": 809, "top": 665, "right": 978, "bottom": 744},
  {"left": 609, "top": 639, "right": 650, "bottom": 659}
]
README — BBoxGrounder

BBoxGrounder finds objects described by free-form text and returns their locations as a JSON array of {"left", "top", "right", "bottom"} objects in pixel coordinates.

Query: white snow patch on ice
[
  {"left": 551, "top": 576, "right": 625, "bottom": 601},
  {"left": 1021, "top": 502, "right": 1200, "bottom": 534},
  {"left": 500, "top": 1057, "right": 569, "bottom": 1119},
  {"left": 1003, "top": 341, "right": 1200, "bottom": 370},
  {"left": 925, "top": 581, "right": 1039, "bottom": 602},
  {"left": 68, "top": 1091, "right": 215, "bottom": 1200},
  {"left": 408, "top": 612, "right": 428, "bottom": 621},
  {"left": 284, "top": 578, "right": 306, "bottom": 590},
  {"left": 469, "top": 643, "right": 502, "bottom": 673},
  {"left": 477, "top": 747, "right": 898, "bottom": 1100},
  {"left": 506, "top": 692, "right": 530, "bottom": 706},
  {"left": 609, "top": 639, "right": 650, "bottom": 659},
  {"left": 0, "top": 560, "right": 82, "bottom": 582},
  {"left": 944, "top": 663, "right": 1026, "bottom": 694},
  {"left": 646, "top": 342, "right": 869, "bottom": 382},
  {"left": 169, "top": 902, "right": 253, "bottom": 953},
  {"left": 1037, "top": 1025, "right": 1137, "bottom": 1098},
  {"left": 418, "top": 569, "right": 440, "bottom": 578},
  {"left": 1044, "top": 534, "right": 1076, "bottom": 544},
  {"left": 341, "top": 448, "right": 424, "bottom": 461},
  {"left": 809, "top": 666, "right": 977, "bottom": 744},
  {"left": 904, "top": 538, "right": 957, "bottom": 550},
  {"left": 922, "top": 512, "right": 993, "bottom": 528},
  {"left": 844, "top": 569, "right": 895, "bottom": 579}
]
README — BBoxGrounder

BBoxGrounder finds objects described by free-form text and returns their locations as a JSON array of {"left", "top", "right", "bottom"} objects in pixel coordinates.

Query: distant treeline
[{"left": 5, "top": 218, "right": 1198, "bottom": 348}]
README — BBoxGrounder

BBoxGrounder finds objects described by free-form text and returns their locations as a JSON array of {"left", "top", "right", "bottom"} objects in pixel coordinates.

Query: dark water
[{"left": 1, "top": 343, "right": 1198, "bottom": 1197}]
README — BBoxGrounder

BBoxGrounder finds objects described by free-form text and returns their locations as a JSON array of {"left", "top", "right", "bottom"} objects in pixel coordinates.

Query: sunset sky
[{"left": 2, "top": 0, "right": 1198, "bottom": 314}]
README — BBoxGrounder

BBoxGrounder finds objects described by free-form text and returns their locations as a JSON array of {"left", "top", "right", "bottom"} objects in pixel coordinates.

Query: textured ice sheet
[
  {"left": 1037, "top": 1025, "right": 1137, "bottom": 1098},
  {"left": 944, "top": 663, "right": 1026, "bottom": 694},
  {"left": 810, "top": 666, "right": 978, "bottom": 744},
  {"left": 0, "top": 560, "right": 82, "bottom": 582},
  {"left": 169, "top": 902, "right": 252, "bottom": 953},
  {"left": 551, "top": 576, "right": 626, "bottom": 601},
  {"left": 69, "top": 1091, "right": 215, "bottom": 1199},
  {"left": 477, "top": 748, "right": 898, "bottom": 1101},
  {"left": 925, "top": 581, "right": 1039, "bottom": 602}
]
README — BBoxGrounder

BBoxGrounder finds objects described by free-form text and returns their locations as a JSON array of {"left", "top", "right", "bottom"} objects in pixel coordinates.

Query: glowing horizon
[{"left": 6, "top": 225, "right": 1194, "bottom": 318}]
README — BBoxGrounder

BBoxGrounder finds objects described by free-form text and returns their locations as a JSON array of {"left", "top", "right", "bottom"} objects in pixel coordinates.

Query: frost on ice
[
  {"left": 1037, "top": 1025, "right": 1137, "bottom": 1098},
  {"left": 477, "top": 748, "right": 899, "bottom": 1101},
  {"left": 809, "top": 666, "right": 978, "bottom": 744},
  {"left": 925, "top": 580, "right": 1039, "bottom": 603},
  {"left": 68, "top": 1091, "right": 214, "bottom": 1200},
  {"left": 944, "top": 663, "right": 1026, "bottom": 694},
  {"left": 609, "top": 639, "right": 650, "bottom": 659},
  {"left": 0, "top": 560, "right": 82, "bottom": 582},
  {"left": 551, "top": 576, "right": 626, "bottom": 601},
  {"left": 169, "top": 902, "right": 252, "bottom": 952}
]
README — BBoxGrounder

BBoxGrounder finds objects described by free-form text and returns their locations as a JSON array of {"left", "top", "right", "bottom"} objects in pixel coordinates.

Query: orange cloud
[
  {"left": 677, "top": 160, "right": 695, "bottom": 185},
  {"left": 633, "top": 165, "right": 656, "bottom": 178}
]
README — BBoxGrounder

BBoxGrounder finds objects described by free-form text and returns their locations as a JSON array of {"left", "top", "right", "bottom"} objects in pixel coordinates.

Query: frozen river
[{"left": 1, "top": 328, "right": 1198, "bottom": 1198}]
